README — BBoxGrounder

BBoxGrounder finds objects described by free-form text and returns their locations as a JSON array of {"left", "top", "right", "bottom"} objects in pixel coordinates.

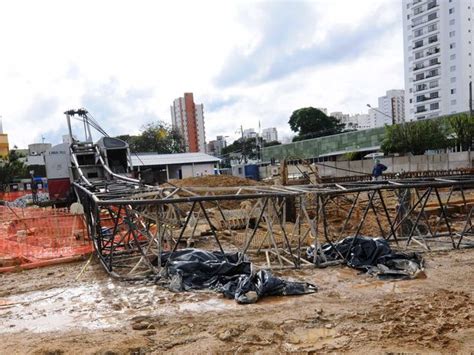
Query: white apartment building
[
  {"left": 242, "top": 128, "right": 257, "bottom": 139},
  {"left": 403, "top": 0, "right": 474, "bottom": 121},
  {"left": 262, "top": 127, "right": 278, "bottom": 142}
]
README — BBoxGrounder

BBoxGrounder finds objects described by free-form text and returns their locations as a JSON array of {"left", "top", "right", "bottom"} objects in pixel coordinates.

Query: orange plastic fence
[{"left": 0, "top": 206, "right": 93, "bottom": 271}]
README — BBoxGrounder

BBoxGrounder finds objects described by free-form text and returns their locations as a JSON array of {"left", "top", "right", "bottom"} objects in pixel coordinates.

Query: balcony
[
  {"left": 412, "top": 13, "right": 438, "bottom": 28},
  {"left": 416, "top": 107, "right": 427, "bottom": 113},
  {"left": 428, "top": 37, "right": 438, "bottom": 44},
  {"left": 427, "top": 1, "right": 437, "bottom": 10},
  {"left": 413, "top": 42, "right": 424, "bottom": 49},
  {"left": 426, "top": 47, "right": 440, "bottom": 56},
  {"left": 417, "top": 94, "right": 439, "bottom": 102},
  {"left": 415, "top": 86, "right": 428, "bottom": 92},
  {"left": 413, "top": 64, "right": 425, "bottom": 71}
]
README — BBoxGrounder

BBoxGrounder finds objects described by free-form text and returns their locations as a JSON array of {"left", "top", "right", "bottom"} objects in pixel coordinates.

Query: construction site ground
[{"left": 0, "top": 248, "right": 473, "bottom": 354}]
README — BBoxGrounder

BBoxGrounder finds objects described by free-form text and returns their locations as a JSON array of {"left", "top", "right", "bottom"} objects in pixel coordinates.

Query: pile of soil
[{"left": 166, "top": 175, "right": 261, "bottom": 188}]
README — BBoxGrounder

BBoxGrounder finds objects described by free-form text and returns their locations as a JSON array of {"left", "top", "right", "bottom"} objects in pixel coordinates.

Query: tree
[
  {"left": 381, "top": 119, "right": 449, "bottom": 155},
  {"left": 222, "top": 137, "right": 258, "bottom": 163},
  {"left": 0, "top": 150, "right": 29, "bottom": 191},
  {"left": 117, "top": 121, "right": 185, "bottom": 153},
  {"left": 447, "top": 113, "right": 474, "bottom": 151},
  {"left": 289, "top": 107, "right": 345, "bottom": 141}
]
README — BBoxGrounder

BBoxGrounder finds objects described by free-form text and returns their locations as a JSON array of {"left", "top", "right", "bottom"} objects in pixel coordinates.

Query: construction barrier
[{"left": 0, "top": 206, "right": 93, "bottom": 271}]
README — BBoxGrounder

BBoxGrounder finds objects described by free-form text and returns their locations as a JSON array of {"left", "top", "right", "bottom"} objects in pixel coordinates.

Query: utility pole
[
  {"left": 240, "top": 125, "right": 246, "bottom": 164},
  {"left": 469, "top": 81, "right": 473, "bottom": 118}
]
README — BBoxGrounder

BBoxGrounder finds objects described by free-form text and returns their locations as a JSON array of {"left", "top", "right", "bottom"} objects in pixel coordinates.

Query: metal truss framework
[{"left": 74, "top": 175, "right": 474, "bottom": 280}]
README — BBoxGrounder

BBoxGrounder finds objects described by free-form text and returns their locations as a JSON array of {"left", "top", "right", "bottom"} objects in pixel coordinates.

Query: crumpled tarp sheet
[
  {"left": 307, "top": 236, "right": 424, "bottom": 279},
  {"left": 158, "top": 249, "right": 317, "bottom": 304}
]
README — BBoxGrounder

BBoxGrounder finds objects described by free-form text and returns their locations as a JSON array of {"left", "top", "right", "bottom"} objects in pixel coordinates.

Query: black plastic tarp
[
  {"left": 158, "top": 249, "right": 317, "bottom": 304},
  {"left": 307, "top": 236, "right": 424, "bottom": 279}
]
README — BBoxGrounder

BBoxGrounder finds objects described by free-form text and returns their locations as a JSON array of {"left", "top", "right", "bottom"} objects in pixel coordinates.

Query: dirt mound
[{"left": 166, "top": 175, "right": 261, "bottom": 188}]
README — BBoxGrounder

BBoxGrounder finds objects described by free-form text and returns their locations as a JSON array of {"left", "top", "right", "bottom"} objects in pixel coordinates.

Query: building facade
[
  {"left": 403, "top": 0, "right": 474, "bottom": 121},
  {"left": 170, "top": 93, "right": 206, "bottom": 153},
  {"left": 207, "top": 135, "right": 227, "bottom": 157},
  {"left": 242, "top": 128, "right": 257, "bottom": 139},
  {"left": 262, "top": 127, "right": 278, "bottom": 142},
  {"left": 378, "top": 89, "right": 406, "bottom": 124},
  {"left": 0, "top": 118, "right": 9, "bottom": 158}
]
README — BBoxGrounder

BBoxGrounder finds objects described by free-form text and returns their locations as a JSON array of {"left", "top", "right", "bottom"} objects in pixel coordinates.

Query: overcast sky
[{"left": 0, "top": 0, "right": 404, "bottom": 148}]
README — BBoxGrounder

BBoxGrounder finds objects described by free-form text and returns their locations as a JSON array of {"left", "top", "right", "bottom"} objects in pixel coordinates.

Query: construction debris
[
  {"left": 5, "top": 192, "right": 49, "bottom": 208},
  {"left": 159, "top": 248, "right": 317, "bottom": 304},
  {"left": 308, "top": 236, "right": 424, "bottom": 279}
]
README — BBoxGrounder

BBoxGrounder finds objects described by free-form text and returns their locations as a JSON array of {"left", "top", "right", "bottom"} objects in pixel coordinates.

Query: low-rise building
[{"left": 131, "top": 152, "right": 220, "bottom": 184}]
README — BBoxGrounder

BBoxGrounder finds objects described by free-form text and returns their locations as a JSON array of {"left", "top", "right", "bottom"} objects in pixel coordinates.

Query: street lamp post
[{"left": 367, "top": 104, "right": 395, "bottom": 126}]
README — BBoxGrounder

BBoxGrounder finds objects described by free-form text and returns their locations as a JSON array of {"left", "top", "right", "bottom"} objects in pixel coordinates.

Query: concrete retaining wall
[{"left": 259, "top": 151, "right": 473, "bottom": 179}]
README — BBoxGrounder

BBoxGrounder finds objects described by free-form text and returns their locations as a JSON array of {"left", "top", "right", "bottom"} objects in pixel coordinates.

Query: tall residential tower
[
  {"left": 170, "top": 93, "right": 206, "bottom": 153},
  {"left": 403, "top": 0, "right": 474, "bottom": 121}
]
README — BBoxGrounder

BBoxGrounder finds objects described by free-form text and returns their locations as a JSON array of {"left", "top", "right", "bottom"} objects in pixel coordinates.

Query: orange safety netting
[
  {"left": 0, "top": 206, "right": 93, "bottom": 271},
  {"left": 0, "top": 191, "right": 31, "bottom": 202}
]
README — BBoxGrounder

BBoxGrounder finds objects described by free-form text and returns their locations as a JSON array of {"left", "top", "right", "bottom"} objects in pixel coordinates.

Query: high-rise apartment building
[
  {"left": 170, "top": 93, "right": 206, "bottom": 153},
  {"left": 378, "top": 90, "right": 406, "bottom": 124},
  {"left": 262, "top": 127, "right": 278, "bottom": 142},
  {"left": 403, "top": 0, "right": 474, "bottom": 121}
]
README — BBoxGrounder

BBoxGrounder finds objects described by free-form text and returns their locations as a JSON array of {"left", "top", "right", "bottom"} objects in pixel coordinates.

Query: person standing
[{"left": 372, "top": 159, "right": 387, "bottom": 181}]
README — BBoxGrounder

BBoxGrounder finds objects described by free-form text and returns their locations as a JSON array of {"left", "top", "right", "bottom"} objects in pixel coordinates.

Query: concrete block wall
[{"left": 258, "top": 151, "right": 472, "bottom": 180}]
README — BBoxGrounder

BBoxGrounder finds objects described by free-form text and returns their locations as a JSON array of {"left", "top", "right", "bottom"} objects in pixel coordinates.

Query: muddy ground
[{"left": 0, "top": 248, "right": 473, "bottom": 354}]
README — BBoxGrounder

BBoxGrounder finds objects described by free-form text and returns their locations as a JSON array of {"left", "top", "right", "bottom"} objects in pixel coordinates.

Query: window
[
  {"left": 449, "top": 31, "right": 455, "bottom": 37},
  {"left": 417, "top": 84, "right": 427, "bottom": 91},
  {"left": 429, "top": 58, "right": 440, "bottom": 65},
  {"left": 449, "top": 8, "right": 454, "bottom": 14},
  {"left": 430, "top": 91, "right": 439, "bottom": 99},
  {"left": 450, "top": 77, "right": 456, "bottom": 83},
  {"left": 450, "top": 65, "right": 456, "bottom": 72},
  {"left": 428, "top": 12, "right": 438, "bottom": 21},
  {"left": 415, "top": 51, "right": 423, "bottom": 59},
  {"left": 430, "top": 102, "right": 439, "bottom": 110},
  {"left": 427, "top": 69, "right": 439, "bottom": 77},
  {"left": 451, "top": 88, "right": 456, "bottom": 94},
  {"left": 428, "top": 35, "right": 438, "bottom": 43},
  {"left": 416, "top": 73, "right": 425, "bottom": 81},
  {"left": 416, "top": 105, "right": 426, "bottom": 113},
  {"left": 414, "top": 40, "right": 424, "bottom": 48},
  {"left": 450, "top": 54, "right": 456, "bottom": 60},
  {"left": 414, "top": 28, "right": 423, "bottom": 37},
  {"left": 451, "top": 100, "right": 456, "bottom": 105},
  {"left": 449, "top": 19, "right": 455, "bottom": 25},
  {"left": 429, "top": 80, "right": 438, "bottom": 88},
  {"left": 414, "top": 6, "right": 423, "bottom": 15},
  {"left": 450, "top": 43, "right": 456, "bottom": 49},
  {"left": 414, "top": 62, "right": 424, "bottom": 70},
  {"left": 428, "top": 24, "right": 437, "bottom": 32}
]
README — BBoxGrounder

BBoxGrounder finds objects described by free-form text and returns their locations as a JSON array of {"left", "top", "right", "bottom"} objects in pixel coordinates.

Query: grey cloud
[
  {"left": 215, "top": 1, "right": 398, "bottom": 87},
  {"left": 205, "top": 95, "right": 241, "bottom": 112},
  {"left": 81, "top": 78, "right": 158, "bottom": 136}
]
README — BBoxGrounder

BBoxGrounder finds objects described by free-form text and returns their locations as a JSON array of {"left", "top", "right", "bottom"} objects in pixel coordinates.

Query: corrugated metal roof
[{"left": 131, "top": 152, "right": 220, "bottom": 167}]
